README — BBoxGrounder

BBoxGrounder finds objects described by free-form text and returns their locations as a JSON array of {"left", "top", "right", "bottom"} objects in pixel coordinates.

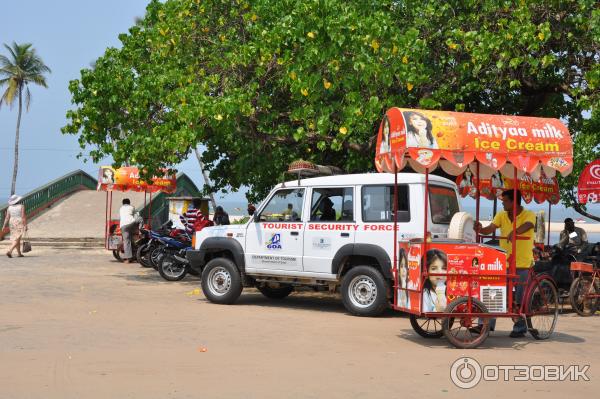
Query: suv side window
[
  {"left": 429, "top": 185, "right": 459, "bottom": 224},
  {"left": 361, "top": 185, "right": 410, "bottom": 222},
  {"left": 258, "top": 188, "right": 305, "bottom": 222},
  {"left": 310, "top": 187, "right": 354, "bottom": 222}
]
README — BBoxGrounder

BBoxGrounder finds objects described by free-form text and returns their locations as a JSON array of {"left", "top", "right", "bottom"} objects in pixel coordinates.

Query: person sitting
[
  {"left": 282, "top": 203, "right": 299, "bottom": 221},
  {"left": 180, "top": 199, "right": 204, "bottom": 235},
  {"left": 557, "top": 218, "right": 589, "bottom": 257},
  {"left": 213, "top": 206, "right": 231, "bottom": 226},
  {"left": 319, "top": 197, "right": 336, "bottom": 221}
]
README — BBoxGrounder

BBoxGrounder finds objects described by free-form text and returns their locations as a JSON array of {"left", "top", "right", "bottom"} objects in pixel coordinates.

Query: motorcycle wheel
[
  {"left": 136, "top": 243, "right": 154, "bottom": 268},
  {"left": 158, "top": 253, "right": 188, "bottom": 281}
]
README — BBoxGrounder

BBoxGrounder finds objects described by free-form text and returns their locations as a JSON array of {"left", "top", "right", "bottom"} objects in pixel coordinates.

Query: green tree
[
  {"left": 0, "top": 42, "right": 51, "bottom": 195},
  {"left": 63, "top": 0, "right": 599, "bottom": 211}
]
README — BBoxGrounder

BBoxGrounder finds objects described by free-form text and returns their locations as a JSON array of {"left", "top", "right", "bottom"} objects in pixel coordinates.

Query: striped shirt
[{"left": 180, "top": 208, "right": 202, "bottom": 235}]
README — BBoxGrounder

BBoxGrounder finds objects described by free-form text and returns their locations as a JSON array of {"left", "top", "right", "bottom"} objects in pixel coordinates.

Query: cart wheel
[
  {"left": 526, "top": 277, "right": 559, "bottom": 340},
  {"left": 410, "top": 315, "right": 444, "bottom": 338},
  {"left": 442, "top": 297, "right": 490, "bottom": 349},
  {"left": 569, "top": 277, "right": 599, "bottom": 317}
]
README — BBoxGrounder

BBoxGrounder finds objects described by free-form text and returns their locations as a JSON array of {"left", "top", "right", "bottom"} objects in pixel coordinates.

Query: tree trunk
[
  {"left": 194, "top": 147, "right": 217, "bottom": 210},
  {"left": 10, "top": 86, "right": 23, "bottom": 196}
]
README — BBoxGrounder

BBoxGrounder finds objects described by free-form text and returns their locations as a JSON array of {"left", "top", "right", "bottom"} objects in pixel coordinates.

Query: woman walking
[{"left": 2, "top": 194, "right": 27, "bottom": 258}]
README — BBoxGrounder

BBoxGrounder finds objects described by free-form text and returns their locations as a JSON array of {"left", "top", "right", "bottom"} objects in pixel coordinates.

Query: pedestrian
[
  {"left": 119, "top": 198, "right": 138, "bottom": 263},
  {"left": 3, "top": 194, "right": 28, "bottom": 258},
  {"left": 213, "top": 206, "right": 230, "bottom": 225},
  {"left": 180, "top": 199, "right": 204, "bottom": 235}
]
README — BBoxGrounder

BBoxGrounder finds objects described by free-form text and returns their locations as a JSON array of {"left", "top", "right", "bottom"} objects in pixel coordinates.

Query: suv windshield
[{"left": 429, "top": 186, "right": 459, "bottom": 224}]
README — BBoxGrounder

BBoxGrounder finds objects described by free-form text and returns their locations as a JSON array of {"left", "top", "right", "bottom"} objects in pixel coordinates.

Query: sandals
[{"left": 6, "top": 252, "right": 11, "bottom": 258}]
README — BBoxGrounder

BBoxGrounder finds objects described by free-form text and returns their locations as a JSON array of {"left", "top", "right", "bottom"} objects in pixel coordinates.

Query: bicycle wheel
[
  {"left": 526, "top": 277, "right": 559, "bottom": 340},
  {"left": 442, "top": 297, "right": 490, "bottom": 349},
  {"left": 410, "top": 315, "right": 444, "bottom": 338},
  {"left": 569, "top": 277, "right": 599, "bottom": 317}
]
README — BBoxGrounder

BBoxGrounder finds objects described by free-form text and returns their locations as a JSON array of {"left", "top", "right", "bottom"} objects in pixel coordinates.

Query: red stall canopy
[
  {"left": 375, "top": 108, "right": 573, "bottom": 178},
  {"left": 577, "top": 159, "right": 600, "bottom": 204},
  {"left": 97, "top": 166, "right": 176, "bottom": 193}
]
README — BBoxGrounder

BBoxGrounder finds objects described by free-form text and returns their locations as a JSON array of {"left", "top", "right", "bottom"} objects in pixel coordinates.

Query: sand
[{"left": 0, "top": 247, "right": 598, "bottom": 398}]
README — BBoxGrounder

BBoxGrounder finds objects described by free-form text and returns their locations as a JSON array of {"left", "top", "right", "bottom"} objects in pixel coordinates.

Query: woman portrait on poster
[
  {"left": 101, "top": 168, "right": 115, "bottom": 184},
  {"left": 398, "top": 248, "right": 410, "bottom": 308},
  {"left": 403, "top": 111, "right": 439, "bottom": 149},
  {"left": 422, "top": 249, "right": 447, "bottom": 312},
  {"left": 379, "top": 115, "right": 391, "bottom": 154}
]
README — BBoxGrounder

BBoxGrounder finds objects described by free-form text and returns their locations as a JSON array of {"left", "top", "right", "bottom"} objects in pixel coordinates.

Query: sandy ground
[{"left": 1, "top": 248, "right": 599, "bottom": 399}]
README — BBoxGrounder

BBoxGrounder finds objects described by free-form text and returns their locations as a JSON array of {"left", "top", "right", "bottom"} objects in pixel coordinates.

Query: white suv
[{"left": 187, "top": 172, "right": 461, "bottom": 316}]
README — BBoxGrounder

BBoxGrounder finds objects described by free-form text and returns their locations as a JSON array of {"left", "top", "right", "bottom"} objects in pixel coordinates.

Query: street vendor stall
[
  {"left": 375, "top": 108, "right": 573, "bottom": 348},
  {"left": 98, "top": 166, "right": 176, "bottom": 261}
]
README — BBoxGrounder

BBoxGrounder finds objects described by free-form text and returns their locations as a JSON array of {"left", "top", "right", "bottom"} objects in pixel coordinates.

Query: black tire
[
  {"left": 158, "top": 254, "right": 188, "bottom": 282},
  {"left": 150, "top": 246, "right": 163, "bottom": 270},
  {"left": 257, "top": 284, "right": 294, "bottom": 299},
  {"left": 410, "top": 314, "right": 444, "bottom": 338},
  {"left": 442, "top": 297, "right": 490, "bottom": 349},
  {"left": 569, "top": 277, "right": 599, "bottom": 317},
  {"left": 526, "top": 277, "right": 559, "bottom": 340},
  {"left": 341, "top": 266, "right": 389, "bottom": 317},
  {"left": 112, "top": 250, "right": 123, "bottom": 262},
  {"left": 201, "top": 258, "right": 243, "bottom": 304},
  {"left": 136, "top": 243, "right": 153, "bottom": 268}
]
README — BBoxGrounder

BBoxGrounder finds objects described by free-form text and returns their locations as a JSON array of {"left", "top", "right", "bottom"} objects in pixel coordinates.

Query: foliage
[{"left": 63, "top": 0, "right": 600, "bottom": 205}]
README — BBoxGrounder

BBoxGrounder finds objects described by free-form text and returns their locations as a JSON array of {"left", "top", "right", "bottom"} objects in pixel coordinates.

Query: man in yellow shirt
[{"left": 474, "top": 189, "right": 536, "bottom": 338}]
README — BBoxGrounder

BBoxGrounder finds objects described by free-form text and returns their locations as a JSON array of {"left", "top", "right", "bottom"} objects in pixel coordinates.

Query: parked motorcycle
[
  {"left": 136, "top": 220, "right": 174, "bottom": 268},
  {"left": 156, "top": 231, "right": 194, "bottom": 281}
]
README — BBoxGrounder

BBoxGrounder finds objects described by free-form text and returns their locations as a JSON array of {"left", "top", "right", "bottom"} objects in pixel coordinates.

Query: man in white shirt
[{"left": 119, "top": 198, "right": 138, "bottom": 263}]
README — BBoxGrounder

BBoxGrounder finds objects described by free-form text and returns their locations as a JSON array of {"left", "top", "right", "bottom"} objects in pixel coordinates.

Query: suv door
[
  {"left": 303, "top": 187, "right": 356, "bottom": 273},
  {"left": 245, "top": 188, "right": 305, "bottom": 272}
]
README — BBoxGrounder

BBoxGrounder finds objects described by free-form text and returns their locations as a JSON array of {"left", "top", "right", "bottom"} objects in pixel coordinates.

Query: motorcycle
[
  {"left": 136, "top": 220, "right": 174, "bottom": 268},
  {"left": 156, "top": 230, "right": 195, "bottom": 281}
]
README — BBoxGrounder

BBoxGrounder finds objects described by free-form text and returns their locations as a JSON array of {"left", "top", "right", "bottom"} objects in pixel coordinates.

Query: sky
[
  {"left": 0, "top": 0, "right": 246, "bottom": 205},
  {"left": 1, "top": 1, "right": 598, "bottom": 220}
]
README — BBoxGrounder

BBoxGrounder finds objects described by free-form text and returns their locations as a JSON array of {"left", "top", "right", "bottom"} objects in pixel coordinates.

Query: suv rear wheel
[
  {"left": 201, "top": 258, "right": 243, "bottom": 304},
  {"left": 341, "top": 266, "right": 389, "bottom": 317}
]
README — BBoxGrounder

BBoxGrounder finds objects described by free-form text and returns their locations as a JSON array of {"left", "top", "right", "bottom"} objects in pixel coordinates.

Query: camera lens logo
[{"left": 450, "top": 357, "right": 482, "bottom": 389}]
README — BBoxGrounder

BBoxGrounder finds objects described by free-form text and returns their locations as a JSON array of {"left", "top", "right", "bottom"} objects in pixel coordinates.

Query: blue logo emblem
[{"left": 266, "top": 233, "right": 282, "bottom": 249}]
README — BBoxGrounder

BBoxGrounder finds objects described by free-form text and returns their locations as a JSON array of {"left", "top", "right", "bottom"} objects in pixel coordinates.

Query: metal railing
[{"left": 0, "top": 170, "right": 97, "bottom": 226}]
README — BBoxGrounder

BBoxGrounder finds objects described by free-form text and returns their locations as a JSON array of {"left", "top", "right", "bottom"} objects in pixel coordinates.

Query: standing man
[
  {"left": 474, "top": 189, "right": 536, "bottom": 338},
  {"left": 119, "top": 198, "right": 138, "bottom": 264}
]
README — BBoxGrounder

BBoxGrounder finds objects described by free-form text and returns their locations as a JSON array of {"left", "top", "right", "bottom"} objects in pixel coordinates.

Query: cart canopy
[
  {"left": 577, "top": 159, "right": 600, "bottom": 204},
  {"left": 375, "top": 108, "right": 573, "bottom": 179},
  {"left": 97, "top": 166, "right": 176, "bottom": 193}
]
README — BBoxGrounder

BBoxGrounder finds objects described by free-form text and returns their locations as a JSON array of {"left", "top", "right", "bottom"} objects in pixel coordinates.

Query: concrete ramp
[{"left": 27, "top": 190, "right": 148, "bottom": 239}]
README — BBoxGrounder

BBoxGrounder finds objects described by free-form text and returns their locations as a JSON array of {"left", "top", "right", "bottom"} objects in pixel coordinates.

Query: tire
[
  {"left": 341, "top": 266, "right": 389, "bottom": 317},
  {"left": 136, "top": 243, "right": 154, "bottom": 268},
  {"left": 410, "top": 314, "right": 444, "bottom": 338},
  {"left": 158, "top": 253, "right": 188, "bottom": 282},
  {"left": 257, "top": 284, "right": 294, "bottom": 299},
  {"left": 112, "top": 250, "right": 123, "bottom": 262},
  {"left": 526, "top": 277, "right": 559, "bottom": 340},
  {"left": 442, "top": 297, "right": 490, "bottom": 349},
  {"left": 150, "top": 246, "right": 163, "bottom": 270},
  {"left": 447, "top": 212, "right": 475, "bottom": 242},
  {"left": 201, "top": 258, "right": 243, "bottom": 304},
  {"left": 569, "top": 277, "right": 599, "bottom": 317}
]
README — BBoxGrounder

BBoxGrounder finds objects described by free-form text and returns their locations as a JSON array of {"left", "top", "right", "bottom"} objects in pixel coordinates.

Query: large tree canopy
[{"left": 63, "top": 0, "right": 600, "bottom": 207}]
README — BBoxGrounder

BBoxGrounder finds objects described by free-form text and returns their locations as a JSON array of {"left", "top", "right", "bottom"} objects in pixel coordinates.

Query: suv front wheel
[
  {"left": 341, "top": 266, "right": 389, "bottom": 317},
  {"left": 201, "top": 258, "right": 243, "bottom": 304}
]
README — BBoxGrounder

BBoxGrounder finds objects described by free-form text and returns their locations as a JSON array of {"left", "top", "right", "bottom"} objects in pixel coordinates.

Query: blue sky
[{"left": 0, "top": 0, "right": 246, "bottom": 204}]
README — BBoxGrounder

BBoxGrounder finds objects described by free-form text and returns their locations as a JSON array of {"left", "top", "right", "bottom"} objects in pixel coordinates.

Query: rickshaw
[
  {"left": 375, "top": 108, "right": 573, "bottom": 348},
  {"left": 97, "top": 166, "right": 177, "bottom": 261}
]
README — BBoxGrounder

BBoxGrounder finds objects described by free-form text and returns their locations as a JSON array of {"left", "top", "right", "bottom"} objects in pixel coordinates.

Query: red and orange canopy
[
  {"left": 97, "top": 166, "right": 176, "bottom": 193},
  {"left": 577, "top": 159, "right": 600, "bottom": 204},
  {"left": 375, "top": 108, "right": 573, "bottom": 179}
]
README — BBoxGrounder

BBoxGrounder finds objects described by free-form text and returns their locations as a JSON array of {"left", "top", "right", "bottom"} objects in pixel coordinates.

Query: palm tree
[{"left": 0, "top": 42, "right": 51, "bottom": 195}]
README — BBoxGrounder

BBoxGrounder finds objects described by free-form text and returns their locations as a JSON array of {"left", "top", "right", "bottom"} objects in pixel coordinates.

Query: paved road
[{"left": 1, "top": 248, "right": 598, "bottom": 398}]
